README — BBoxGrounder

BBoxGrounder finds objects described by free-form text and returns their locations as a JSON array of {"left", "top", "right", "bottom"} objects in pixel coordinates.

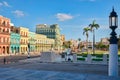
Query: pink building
[{"left": 0, "top": 16, "right": 11, "bottom": 55}]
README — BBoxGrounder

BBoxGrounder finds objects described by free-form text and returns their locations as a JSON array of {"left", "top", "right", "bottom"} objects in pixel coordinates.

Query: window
[
  {"left": 1, "top": 37, "right": 3, "bottom": 43},
  {"left": 5, "top": 38, "right": 7, "bottom": 43},
  {"left": 3, "top": 29, "right": 5, "bottom": 32},
  {"left": 16, "top": 30, "right": 19, "bottom": 33},
  {"left": 0, "top": 28, "right": 1, "bottom": 32},
  {"left": 7, "top": 29, "right": 9, "bottom": 33},
  {"left": 2, "top": 21, "right": 6, "bottom": 26}
]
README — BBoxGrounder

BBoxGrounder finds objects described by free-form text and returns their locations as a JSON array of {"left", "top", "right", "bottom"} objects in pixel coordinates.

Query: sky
[{"left": 0, "top": 0, "right": 120, "bottom": 42}]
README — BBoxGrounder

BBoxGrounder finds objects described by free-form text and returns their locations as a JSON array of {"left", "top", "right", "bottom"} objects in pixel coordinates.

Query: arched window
[
  {"left": 3, "top": 29, "right": 5, "bottom": 32},
  {"left": 7, "top": 29, "right": 9, "bottom": 33},
  {"left": 16, "top": 29, "right": 19, "bottom": 33},
  {"left": 0, "top": 28, "right": 1, "bottom": 32},
  {"left": 2, "top": 21, "right": 6, "bottom": 26}
]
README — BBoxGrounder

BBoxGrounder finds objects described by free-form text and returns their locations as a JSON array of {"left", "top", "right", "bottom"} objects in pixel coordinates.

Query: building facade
[
  {"left": 60, "top": 35, "right": 65, "bottom": 50},
  {"left": 35, "top": 34, "right": 54, "bottom": 52},
  {"left": 10, "top": 32, "right": 20, "bottom": 54},
  {"left": 18, "top": 27, "right": 29, "bottom": 54},
  {"left": 28, "top": 32, "right": 36, "bottom": 52},
  {"left": 10, "top": 26, "right": 20, "bottom": 54},
  {"left": 36, "top": 24, "right": 61, "bottom": 50},
  {"left": 101, "top": 38, "right": 109, "bottom": 45},
  {"left": 0, "top": 16, "right": 11, "bottom": 55}
]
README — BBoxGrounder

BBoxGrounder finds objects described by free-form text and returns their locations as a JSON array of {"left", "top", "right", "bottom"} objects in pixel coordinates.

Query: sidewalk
[{"left": 0, "top": 68, "right": 119, "bottom": 80}]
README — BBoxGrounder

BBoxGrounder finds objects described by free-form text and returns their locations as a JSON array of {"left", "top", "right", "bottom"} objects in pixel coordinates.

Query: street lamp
[{"left": 109, "top": 7, "right": 118, "bottom": 76}]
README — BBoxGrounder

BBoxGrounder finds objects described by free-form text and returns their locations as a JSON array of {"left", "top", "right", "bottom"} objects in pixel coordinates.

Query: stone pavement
[{"left": 0, "top": 68, "right": 119, "bottom": 80}]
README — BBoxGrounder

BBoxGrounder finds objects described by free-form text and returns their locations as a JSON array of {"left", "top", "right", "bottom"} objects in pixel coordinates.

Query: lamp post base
[{"left": 109, "top": 44, "right": 118, "bottom": 76}]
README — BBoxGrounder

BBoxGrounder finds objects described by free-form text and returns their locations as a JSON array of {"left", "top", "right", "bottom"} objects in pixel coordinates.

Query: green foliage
[
  {"left": 77, "top": 58, "right": 85, "bottom": 61},
  {"left": 91, "top": 54, "right": 103, "bottom": 58},
  {"left": 77, "top": 53, "right": 88, "bottom": 57},
  {"left": 92, "top": 58, "right": 103, "bottom": 61},
  {"left": 96, "top": 42, "right": 109, "bottom": 50}
]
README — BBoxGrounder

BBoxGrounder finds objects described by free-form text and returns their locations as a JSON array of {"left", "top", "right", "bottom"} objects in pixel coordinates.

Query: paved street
[
  {"left": 0, "top": 53, "right": 40, "bottom": 64},
  {"left": 0, "top": 67, "right": 119, "bottom": 80},
  {"left": 0, "top": 57, "right": 120, "bottom": 80}
]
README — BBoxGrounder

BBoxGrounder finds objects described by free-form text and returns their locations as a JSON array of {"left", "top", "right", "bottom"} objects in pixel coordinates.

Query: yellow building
[
  {"left": 35, "top": 34, "right": 54, "bottom": 52},
  {"left": 18, "top": 27, "right": 29, "bottom": 54},
  {"left": 60, "top": 35, "right": 65, "bottom": 50}
]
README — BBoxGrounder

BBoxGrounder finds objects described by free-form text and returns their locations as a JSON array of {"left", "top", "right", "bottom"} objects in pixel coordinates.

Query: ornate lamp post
[{"left": 109, "top": 8, "right": 118, "bottom": 76}]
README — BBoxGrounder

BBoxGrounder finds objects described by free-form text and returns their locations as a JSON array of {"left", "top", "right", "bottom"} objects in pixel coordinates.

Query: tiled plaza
[{"left": 0, "top": 68, "right": 119, "bottom": 80}]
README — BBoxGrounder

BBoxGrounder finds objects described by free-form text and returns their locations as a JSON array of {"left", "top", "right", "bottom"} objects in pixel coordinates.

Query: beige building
[
  {"left": 36, "top": 24, "right": 61, "bottom": 50},
  {"left": 18, "top": 27, "right": 29, "bottom": 54},
  {"left": 60, "top": 35, "right": 65, "bottom": 50},
  {"left": 101, "top": 38, "right": 109, "bottom": 45},
  {"left": 35, "top": 34, "right": 55, "bottom": 52}
]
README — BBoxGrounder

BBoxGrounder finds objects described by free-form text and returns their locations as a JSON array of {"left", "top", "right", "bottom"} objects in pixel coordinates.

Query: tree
[
  {"left": 83, "top": 27, "right": 91, "bottom": 54},
  {"left": 89, "top": 20, "right": 100, "bottom": 54},
  {"left": 96, "top": 42, "right": 109, "bottom": 51}
]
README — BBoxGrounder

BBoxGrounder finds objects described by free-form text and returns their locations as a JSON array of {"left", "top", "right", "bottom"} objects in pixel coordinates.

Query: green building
[
  {"left": 10, "top": 26, "right": 20, "bottom": 54},
  {"left": 10, "top": 33, "right": 20, "bottom": 54},
  {"left": 36, "top": 24, "right": 61, "bottom": 50}
]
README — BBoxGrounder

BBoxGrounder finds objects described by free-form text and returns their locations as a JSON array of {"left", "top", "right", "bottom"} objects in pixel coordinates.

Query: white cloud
[
  {"left": 56, "top": 13, "right": 73, "bottom": 21},
  {"left": 12, "top": 10, "right": 25, "bottom": 17},
  {"left": 3, "top": 1, "right": 10, "bottom": 7},
  {"left": 0, "top": 1, "right": 10, "bottom": 7},
  {"left": 10, "top": 23, "right": 14, "bottom": 26}
]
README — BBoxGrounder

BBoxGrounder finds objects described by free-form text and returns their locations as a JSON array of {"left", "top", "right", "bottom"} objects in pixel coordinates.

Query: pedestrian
[{"left": 3, "top": 57, "right": 6, "bottom": 64}]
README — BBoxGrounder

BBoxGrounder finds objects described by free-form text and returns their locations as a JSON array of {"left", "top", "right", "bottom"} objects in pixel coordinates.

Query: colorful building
[
  {"left": 36, "top": 24, "right": 61, "bottom": 50},
  {"left": 10, "top": 26, "right": 20, "bottom": 54},
  {"left": 0, "top": 16, "right": 11, "bottom": 55},
  {"left": 28, "top": 32, "right": 36, "bottom": 52},
  {"left": 35, "top": 34, "right": 55, "bottom": 52},
  {"left": 101, "top": 38, "right": 109, "bottom": 45},
  {"left": 18, "top": 27, "right": 29, "bottom": 54},
  {"left": 60, "top": 35, "right": 65, "bottom": 50}
]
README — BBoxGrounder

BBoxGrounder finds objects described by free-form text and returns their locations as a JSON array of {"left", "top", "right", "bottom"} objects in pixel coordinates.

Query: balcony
[
  {"left": 0, "top": 42, "right": 10, "bottom": 45},
  {"left": 21, "top": 35, "right": 28, "bottom": 37},
  {"left": 0, "top": 32, "right": 10, "bottom": 35},
  {"left": 20, "top": 42, "right": 27, "bottom": 45},
  {"left": 0, "top": 24, "right": 10, "bottom": 28}
]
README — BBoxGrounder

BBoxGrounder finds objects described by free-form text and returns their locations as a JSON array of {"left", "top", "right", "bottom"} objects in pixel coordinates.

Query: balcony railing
[
  {"left": 0, "top": 32, "right": 10, "bottom": 35},
  {"left": 21, "top": 35, "right": 28, "bottom": 37},
  {"left": 0, "top": 42, "right": 10, "bottom": 45},
  {"left": 0, "top": 24, "right": 10, "bottom": 27}
]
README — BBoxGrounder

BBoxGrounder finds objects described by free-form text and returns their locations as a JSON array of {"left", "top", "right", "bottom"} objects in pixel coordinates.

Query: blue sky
[{"left": 0, "top": 0, "right": 120, "bottom": 42}]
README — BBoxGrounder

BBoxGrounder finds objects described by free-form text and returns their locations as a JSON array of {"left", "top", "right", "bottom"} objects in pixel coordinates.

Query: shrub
[
  {"left": 92, "top": 58, "right": 103, "bottom": 61},
  {"left": 77, "top": 58, "right": 85, "bottom": 61},
  {"left": 77, "top": 53, "right": 87, "bottom": 57}
]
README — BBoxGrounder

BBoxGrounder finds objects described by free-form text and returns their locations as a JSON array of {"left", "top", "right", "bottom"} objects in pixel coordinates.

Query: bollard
[
  {"left": 87, "top": 54, "right": 92, "bottom": 64},
  {"left": 103, "top": 54, "right": 107, "bottom": 64},
  {"left": 73, "top": 54, "right": 77, "bottom": 62}
]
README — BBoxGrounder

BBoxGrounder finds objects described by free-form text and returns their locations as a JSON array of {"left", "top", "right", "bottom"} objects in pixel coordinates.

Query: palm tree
[
  {"left": 89, "top": 20, "right": 100, "bottom": 54},
  {"left": 83, "top": 27, "right": 91, "bottom": 54}
]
